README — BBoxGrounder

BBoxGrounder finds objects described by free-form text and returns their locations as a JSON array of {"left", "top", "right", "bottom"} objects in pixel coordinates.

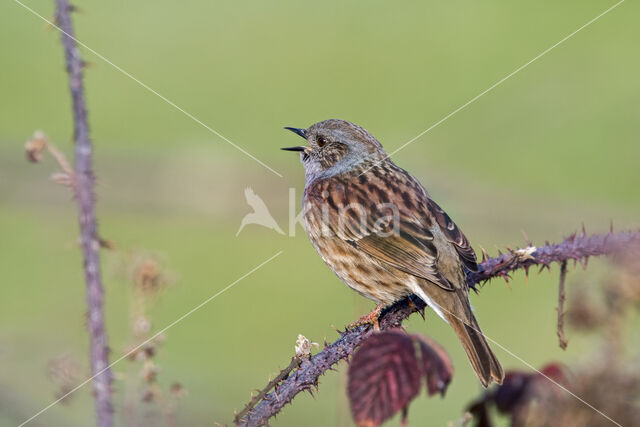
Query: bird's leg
[{"left": 348, "top": 304, "right": 384, "bottom": 331}]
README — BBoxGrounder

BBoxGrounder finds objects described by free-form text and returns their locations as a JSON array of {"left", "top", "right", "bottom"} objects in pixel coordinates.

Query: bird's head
[{"left": 282, "top": 119, "right": 388, "bottom": 182}]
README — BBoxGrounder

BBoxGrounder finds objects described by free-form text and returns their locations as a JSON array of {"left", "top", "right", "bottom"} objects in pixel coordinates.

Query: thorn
[
  {"left": 581, "top": 222, "right": 586, "bottom": 236},
  {"left": 330, "top": 324, "right": 341, "bottom": 334},
  {"left": 521, "top": 229, "right": 531, "bottom": 246},
  {"left": 501, "top": 273, "right": 511, "bottom": 289},
  {"left": 323, "top": 337, "right": 328, "bottom": 348},
  {"left": 578, "top": 256, "right": 589, "bottom": 270},
  {"left": 481, "top": 247, "right": 488, "bottom": 262},
  {"left": 610, "top": 220, "right": 614, "bottom": 234},
  {"left": 524, "top": 265, "right": 530, "bottom": 286},
  {"left": 306, "top": 388, "right": 316, "bottom": 399},
  {"left": 537, "top": 264, "right": 547, "bottom": 275}
]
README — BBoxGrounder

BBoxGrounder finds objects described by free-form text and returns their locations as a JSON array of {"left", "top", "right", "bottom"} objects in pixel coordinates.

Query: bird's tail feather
[
  {"left": 446, "top": 312, "right": 504, "bottom": 387},
  {"left": 413, "top": 281, "right": 504, "bottom": 387}
]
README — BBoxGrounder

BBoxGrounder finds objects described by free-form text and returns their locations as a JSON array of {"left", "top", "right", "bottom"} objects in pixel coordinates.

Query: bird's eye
[{"left": 317, "top": 136, "right": 327, "bottom": 148}]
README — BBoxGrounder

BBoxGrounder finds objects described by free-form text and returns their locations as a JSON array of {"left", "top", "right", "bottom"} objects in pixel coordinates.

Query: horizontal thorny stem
[{"left": 235, "top": 229, "right": 640, "bottom": 427}]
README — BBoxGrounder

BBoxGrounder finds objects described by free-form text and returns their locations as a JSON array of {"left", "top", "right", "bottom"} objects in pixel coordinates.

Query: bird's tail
[{"left": 445, "top": 308, "right": 504, "bottom": 387}]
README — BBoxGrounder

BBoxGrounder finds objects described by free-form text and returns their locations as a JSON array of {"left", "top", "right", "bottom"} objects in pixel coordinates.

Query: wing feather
[
  {"left": 425, "top": 198, "right": 478, "bottom": 272},
  {"left": 305, "top": 169, "right": 477, "bottom": 292}
]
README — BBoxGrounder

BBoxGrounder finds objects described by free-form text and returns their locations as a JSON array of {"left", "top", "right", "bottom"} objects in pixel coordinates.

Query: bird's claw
[{"left": 347, "top": 304, "right": 384, "bottom": 331}]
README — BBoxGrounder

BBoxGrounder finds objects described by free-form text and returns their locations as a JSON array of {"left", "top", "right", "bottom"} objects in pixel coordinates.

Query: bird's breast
[{"left": 302, "top": 196, "right": 410, "bottom": 305}]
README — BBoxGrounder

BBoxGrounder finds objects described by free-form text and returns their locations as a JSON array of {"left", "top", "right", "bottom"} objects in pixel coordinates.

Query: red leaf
[
  {"left": 494, "top": 371, "right": 531, "bottom": 413},
  {"left": 347, "top": 330, "right": 454, "bottom": 426},
  {"left": 413, "top": 334, "right": 454, "bottom": 396},
  {"left": 348, "top": 330, "right": 421, "bottom": 426},
  {"left": 538, "top": 363, "right": 569, "bottom": 386}
]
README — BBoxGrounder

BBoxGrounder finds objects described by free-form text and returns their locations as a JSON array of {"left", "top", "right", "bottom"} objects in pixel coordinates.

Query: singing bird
[
  {"left": 282, "top": 119, "right": 503, "bottom": 387},
  {"left": 236, "top": 187, "right": 285, "bottom": 236}
]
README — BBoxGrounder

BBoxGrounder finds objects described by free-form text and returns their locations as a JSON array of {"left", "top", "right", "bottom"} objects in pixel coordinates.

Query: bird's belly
[{"left": 307, "top": 233, "right": 410, "bottom": 305}]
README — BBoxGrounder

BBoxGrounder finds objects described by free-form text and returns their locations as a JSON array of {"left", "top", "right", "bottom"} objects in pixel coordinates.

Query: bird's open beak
[
  {"left": 281, "top": 127, "right": 308, "bottom": 152},
  {"left": 284, "top": 127, "right": 307, "bottom": 139},
  {"left": 280, "top": 146, "right": 306, "bottom": 152}
]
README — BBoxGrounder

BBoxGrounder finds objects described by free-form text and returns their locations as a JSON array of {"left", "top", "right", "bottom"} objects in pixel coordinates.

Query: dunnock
[{"left": 283, "top": 119, "right": 503, "bottom": 387}]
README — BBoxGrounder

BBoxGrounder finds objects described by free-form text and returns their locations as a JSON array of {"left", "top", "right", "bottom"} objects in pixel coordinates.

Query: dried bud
[
  {"left": 514, "top": 246, "right": 536, "bottom": 261},
  {"left": 141, "top": 388, "right": 155, "bottom": 403},
  {"left": 124, "top": 252, "right": 175, "bottom": 296},
  {"left": 25, "top": 130, "right": 48, "bottom": 163},
  {"left": 143, "top": 343, "right": 156, "bottom": 359},
  {"left": 135, "top": 259, "right": 161, "bottom": 292},
  {"left": 133, "top": 316, "right": 152, "bottom": 336},
  {"left": 140, "top": 360, "right": 158, "bottom": 382},
  {"left": 47, "top": 354, "right": 81, "bottom": 403},
  {"left": 170, "top": 382, "right": 188, "bottom": 399},
  {"left": 295, "top": 334, "right": 319, "bottom": 358}
]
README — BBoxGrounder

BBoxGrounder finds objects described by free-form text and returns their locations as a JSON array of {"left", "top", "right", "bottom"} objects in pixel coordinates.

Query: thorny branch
[
  {"left": 233, "top": 357, "right": 301, "bottom": 425},
  {"left": 235, "top": 229, "right": 640, "bottom": 426},
  {"left": 54, "top": 1, "right": 113, "bottom": 426}
]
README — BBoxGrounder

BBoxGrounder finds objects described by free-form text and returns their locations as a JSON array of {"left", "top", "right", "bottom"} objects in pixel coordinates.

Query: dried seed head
[
  {"left": 170, "top": 382, "right": 188, "bottom": 399},
  {"left": 141, "top": 388, "right": 155, "bottom": 402},
  {"left": 25, "top": 130, "right": 48, "bottom": 163},
  {"left": 133, "top": 316, "right": 152, "bottom": 336},
  {"left": 140, "top": 360, "right": 158, "bottom": 382},
  {"left": 47, "top": 354, "right": 81, "bottom": 403},
  {"left": 295, "top": 334, "right": 319, "bottom": 358},
  {"left": 515, "top": 246, "right": 536, "bottom": 261}
]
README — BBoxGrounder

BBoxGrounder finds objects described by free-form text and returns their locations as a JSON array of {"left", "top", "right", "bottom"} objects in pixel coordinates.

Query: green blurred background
[{"left": 1, "top": 0, "right": 638, "bottom": 425}]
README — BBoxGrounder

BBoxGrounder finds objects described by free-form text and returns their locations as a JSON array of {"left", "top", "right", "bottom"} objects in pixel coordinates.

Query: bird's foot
[
  {"left": 348, "top": 304, "right": 384, "bottom": 332},
  {"left": 407, "top": 296, "right": 425, "bottom": 320}
]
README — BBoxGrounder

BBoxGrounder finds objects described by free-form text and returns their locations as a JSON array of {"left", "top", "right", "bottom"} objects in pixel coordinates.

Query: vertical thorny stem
[
  {"left": 557, "top": 261, "right": 568, "bottom": 350},
  {"left": 54, "top": 1, "right": 113, "bottom": 426}
]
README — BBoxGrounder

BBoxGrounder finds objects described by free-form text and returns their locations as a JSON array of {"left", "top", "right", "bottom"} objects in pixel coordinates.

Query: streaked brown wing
[
  {"left": 425, "top": 198, "right": 478, "bottom": 272},
  {"left": 354, "top": 229, "right": 455, "bottom": 292},
  {"left": 329, "top": 206, "right": 455, "bottom": 292},
  {"left": 304, "top": 167, "right": 475, "bottom": 290}
]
